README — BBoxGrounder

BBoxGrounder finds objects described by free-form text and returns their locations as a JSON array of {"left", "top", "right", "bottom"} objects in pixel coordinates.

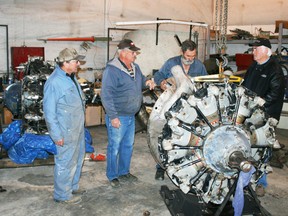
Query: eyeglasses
[{"left": 124, "top": 49, "right": 138, "bottom": 55}]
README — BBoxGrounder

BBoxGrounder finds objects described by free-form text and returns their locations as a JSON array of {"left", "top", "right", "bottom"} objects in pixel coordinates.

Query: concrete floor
[{"left": 0, "top": 125, "right": 287, "bottom": 216}]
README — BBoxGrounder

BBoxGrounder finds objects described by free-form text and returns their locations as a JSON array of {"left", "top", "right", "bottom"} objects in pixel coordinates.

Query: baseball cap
[
  {"left": 57, "top": 48, "right": 85, "bottom": 62},
  {"left": 249, "top": 38, "right": 271, "bottom": 49},
  {"left": 117, "top": 39, "right": 140, "bottom": 51}
]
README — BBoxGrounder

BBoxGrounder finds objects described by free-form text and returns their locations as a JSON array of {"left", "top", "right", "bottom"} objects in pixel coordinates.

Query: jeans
[{"left": 105, "top": 115, "right": 135, "bottom": 181}]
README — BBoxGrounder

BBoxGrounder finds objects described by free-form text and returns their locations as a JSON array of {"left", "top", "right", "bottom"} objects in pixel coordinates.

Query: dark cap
[
  {"left": 249, "top": 38, "right": 271, "bottom": 49},
  {"left": 57, "top": 48, "right": 85, "bottom": 62},
  {"left": 117, "top": 39, "right": 140, "bottom": 51}
]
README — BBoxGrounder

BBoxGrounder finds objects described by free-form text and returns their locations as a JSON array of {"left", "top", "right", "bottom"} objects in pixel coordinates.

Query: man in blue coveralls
[
  {"left": 43, "top": 48, "right": 86, "bottom": 204},
  {"left": 101, "top": 39, "right": 155, "bottom": 188}
]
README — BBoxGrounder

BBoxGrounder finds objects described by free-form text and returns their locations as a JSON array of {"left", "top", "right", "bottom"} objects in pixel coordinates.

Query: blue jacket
[
  {"left": 43, "top": 66, "right": 85, "bottom": 142},
  {"left": 101, "top": 57, "right": 147, "bottom": 119},
  {"left": 154, "top": 55, "right": 208, "bottom": 85}
]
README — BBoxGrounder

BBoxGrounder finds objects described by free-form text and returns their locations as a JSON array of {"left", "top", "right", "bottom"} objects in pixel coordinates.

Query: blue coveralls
[{"left": 43, "top": 66, "right": 86, "bottom": 201}]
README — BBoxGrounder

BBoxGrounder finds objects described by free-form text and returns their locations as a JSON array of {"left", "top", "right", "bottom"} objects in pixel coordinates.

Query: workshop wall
[
  {"left": 0, "top": 0, "right": 287, "bottom": 77},
  {"left": 122, "top": 29, "right": 208, "bottom": 76}
]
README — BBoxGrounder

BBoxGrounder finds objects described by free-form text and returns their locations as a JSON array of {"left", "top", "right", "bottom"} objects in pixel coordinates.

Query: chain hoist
[
  {"left": 215, "top": 0, "right": 229, "bottom": 75},
  {"left": 215, "top": 0, "right": 228, "bottom": 54}
]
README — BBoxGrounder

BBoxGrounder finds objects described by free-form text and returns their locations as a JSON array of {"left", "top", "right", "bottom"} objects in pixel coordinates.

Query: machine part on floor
[
  {"left": 3, "top": 58, "right": 101, "bottom": 134},
  {"left": 147, "top": 65, "right": 275, "bottom": 214},
  {"left": 89, "top": 153, "right": 106, "bottom": 161},
  {"left": 3, "top": 82, "right": 22, "bottom": 118},
  {"left": 20, "top": 57, "right": 55, "bottom": 134},
  {"left": 22, "top": 74, "right": 50, "bottom": 134}
]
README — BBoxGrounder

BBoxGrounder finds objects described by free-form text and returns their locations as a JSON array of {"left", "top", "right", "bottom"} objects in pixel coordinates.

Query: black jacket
[{"left": 242, "top": 56, "right": 285, "bottom": 121}]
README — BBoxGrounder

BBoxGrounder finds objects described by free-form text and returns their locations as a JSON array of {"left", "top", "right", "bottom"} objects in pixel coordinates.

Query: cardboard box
[
  {"left": 101, "top": 106, "right": 106, "bottom": 124},
  {"left": 3, "top": 108, "right": 13, "bottom": 125},
  {"left": 85, "top": 106, "right": 102, "bottom": 126}
]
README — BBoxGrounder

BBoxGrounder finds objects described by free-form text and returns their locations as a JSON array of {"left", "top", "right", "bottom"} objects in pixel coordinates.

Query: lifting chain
[{"left": 215, "top": 0, "right": 228, "bottom": 54}]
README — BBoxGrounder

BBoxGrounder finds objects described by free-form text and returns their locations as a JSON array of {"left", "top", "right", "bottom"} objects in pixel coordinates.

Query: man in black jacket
[
  {"left": 242, "top": 38, "right": 285, "bottom": 197},
  {"left": 242, "top": 38, "right": 285, "bottom": 120}
]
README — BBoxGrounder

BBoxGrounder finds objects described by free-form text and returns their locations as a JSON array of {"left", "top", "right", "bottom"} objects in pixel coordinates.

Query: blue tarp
[
  {"left": 85, "top": 128, "right": 94, "bottom": 153},
  {"left": 0, "top": 120, "right": 22, "bottom": 151},
  {"left": 0, "top": 120, "right": 94, "bottom": 164}
]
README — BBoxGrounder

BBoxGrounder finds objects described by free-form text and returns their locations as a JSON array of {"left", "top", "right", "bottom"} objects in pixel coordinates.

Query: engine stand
[{"left": 160, "top": 184, "right": 271, "bottom": 216}]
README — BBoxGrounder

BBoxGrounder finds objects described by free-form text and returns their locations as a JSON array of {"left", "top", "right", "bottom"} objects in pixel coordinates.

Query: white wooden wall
[{"left": 0, "top": 0, "right": 287, "bottom": 76}]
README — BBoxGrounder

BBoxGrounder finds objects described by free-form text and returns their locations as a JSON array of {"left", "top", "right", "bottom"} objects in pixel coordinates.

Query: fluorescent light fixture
[{"left": 115, "top": 20, "right": 208, "bottom": 28}]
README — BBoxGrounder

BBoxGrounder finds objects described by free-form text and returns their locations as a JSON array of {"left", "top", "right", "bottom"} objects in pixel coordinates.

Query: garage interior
[{"left": 0, "top": 0, "right": 288, "bottom": 216}]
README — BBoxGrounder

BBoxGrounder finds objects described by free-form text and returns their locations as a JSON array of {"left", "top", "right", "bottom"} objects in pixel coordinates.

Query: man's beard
[{"left": 181, "top": 56, "right": 194, "bottom": 65}]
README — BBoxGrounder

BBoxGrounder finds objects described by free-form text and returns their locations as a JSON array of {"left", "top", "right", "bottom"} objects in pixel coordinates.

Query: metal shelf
[
  {"left": 210, "top": 38, "right": 288, "bottom": 45},
  {"left": 209, "top": 21, "right": 288, "bottom": 51}
]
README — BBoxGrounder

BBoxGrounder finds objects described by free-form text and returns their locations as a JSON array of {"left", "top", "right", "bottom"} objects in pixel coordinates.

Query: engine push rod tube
[
  {"left": 177, "top": 120, "right": 205, "bottom": 139},
  {"left": 215, "top": 95, "right": 223, "bottom": 124},
  {"left": 232, "top": 94, "right": 242, "bottom": 125},
  {"left": 193, "top": 105, "right": 214, "bottom": 130},
  {"left": 190, "top": 167, "right": 209, "bottom": 186},
  {"left": 172, "top": 145, "right": 202, "bottom": 150},
  {"left": 175, "top": 158, "right": 202, "bottom": 170}
]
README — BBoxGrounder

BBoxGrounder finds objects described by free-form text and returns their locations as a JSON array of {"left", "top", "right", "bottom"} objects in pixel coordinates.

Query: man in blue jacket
[
  {"left": 101, "top": 39, "right": 155, "bottom": 188},
  {"left": 154, "top": 39, "right": 208, "bottom": 90},
  {"left": 43, "top": 48, "right": 86, "bottom": 204}
]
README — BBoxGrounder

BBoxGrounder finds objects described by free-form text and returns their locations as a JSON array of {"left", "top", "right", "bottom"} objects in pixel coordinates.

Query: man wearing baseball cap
[
  {"left": 117, "top": 38, "right": 141, "bottom": 52},
  {"left": 101, "top": 39, "right": 155, "bottom": 188},
  {"left": 56, "top": 47, "right": 85, "bottom": 62},
  {"left": 43, "top": 48, "right": 86, "bottom": 204},
  {"left": 243, "top": 38, "right": 285, "bottom": 121},
  {"left": 242, "top": 38, "right": 285, "bottom": 197}
]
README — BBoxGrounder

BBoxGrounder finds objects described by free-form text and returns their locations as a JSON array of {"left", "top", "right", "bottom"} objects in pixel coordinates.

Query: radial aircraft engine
[{"left": 147, "top": 65, "right": 279, "bottom": 205}]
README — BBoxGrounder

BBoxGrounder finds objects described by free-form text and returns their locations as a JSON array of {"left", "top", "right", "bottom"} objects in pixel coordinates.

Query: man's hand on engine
[
  {"left": 146, "top": 79, "right": 156, "bottom": 90},
  {"left": 160, "top": 79, "right": 168, "bottom": 91}
]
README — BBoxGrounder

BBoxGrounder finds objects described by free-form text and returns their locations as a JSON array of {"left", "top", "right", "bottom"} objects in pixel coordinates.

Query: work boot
[
  {"left": 72, "top": 189, "right": 87, "bottom": 195},
  {"left": 119, "top": 173, "right": 138, "bottom": 182},
  {"left": 0, "top": 186, "right": 6, "bottom": 192},
  {"left": 110, "top": 178, "right": 121, "bottom": 188},
  {"left": 155, "top": 168, "right": 165, "bottom": 181},
  {"left": 54, "top": 195, "right": 82, "bottom": 204},
  {"left": 255, "top": 185, "right": 265, "bottom": 197},
  {"left": 270, "top": 161, "right": 284, "bottom": 169}
]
